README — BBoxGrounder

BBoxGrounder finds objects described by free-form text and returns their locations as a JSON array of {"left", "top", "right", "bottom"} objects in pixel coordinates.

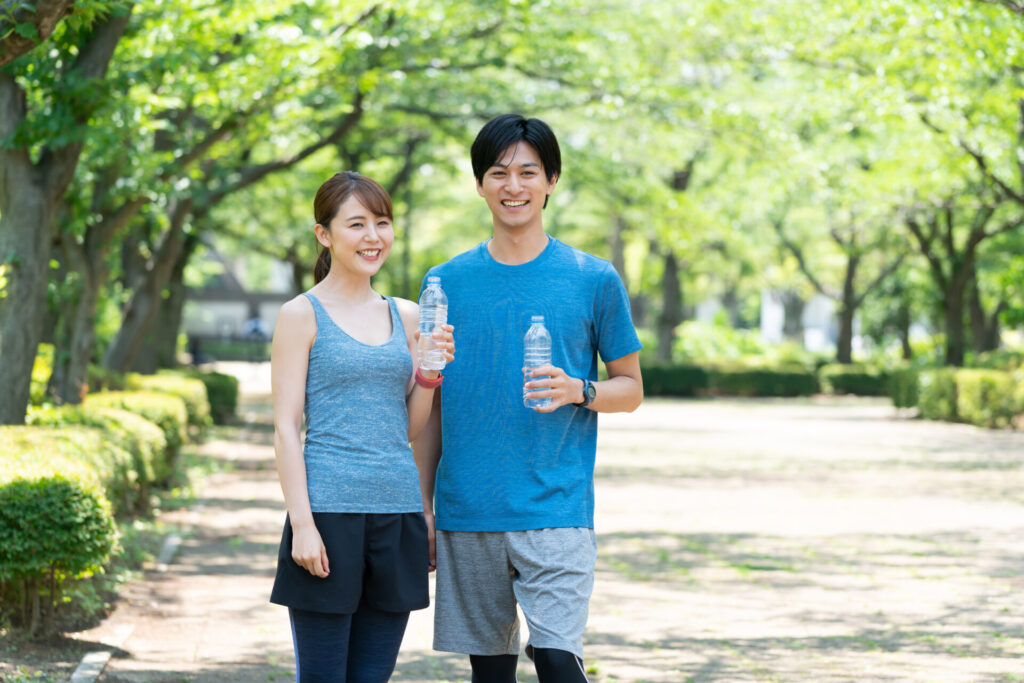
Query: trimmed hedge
[
  {"left": 0, "top": 427, "right": 117, "bottom": 635},
  {"left": 918, "top": 369, "right": 959, "bottom": 421},
  {"left": 27, "top": 405, "right": 168, "bottom": 507},
  {"left": 126, "top": 372, "right": 211, "bottom": 430},
  {"left": 640, "top": 363, "right": 709, "bottom": 397},
  {"left": 84, "top": 391, "right": 188, "bottom": 479},
  {"left": 641, "top": 363, "right": 817, "bottom": 397},
  {"left": 189, "top": 370, "right": 239, "bottom": 424},
  {"left": 888, "top": 366, "right": 920, "bottom": 409},
  {"left": 955, "top": 369, "right": 1020, "bottom": 429},
  {"left": 819, "top": 364, "right": 890, "bottom": 396},
  {"left": 707, "top": 367, "right": 818, "bottom": 397}
]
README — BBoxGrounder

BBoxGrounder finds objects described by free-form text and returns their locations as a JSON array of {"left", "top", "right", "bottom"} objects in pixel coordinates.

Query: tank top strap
[
  {"left": 302, "top": 292, "right": 329, "bottom": 328},
  {"left": 383, "top": 296, "right": 407, "bottom": 342}
]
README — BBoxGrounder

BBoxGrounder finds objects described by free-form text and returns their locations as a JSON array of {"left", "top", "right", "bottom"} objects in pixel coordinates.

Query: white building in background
[
  {"left": 760, "top": 291, "right": 843, "bottom": 353},
  {"left": 181, "top": 250, "right": 294, "bottom": 345}
]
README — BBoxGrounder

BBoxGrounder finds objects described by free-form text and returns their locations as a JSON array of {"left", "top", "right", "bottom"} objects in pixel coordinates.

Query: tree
[{"left": 0, "top": 2, "right": 131, "bottom": 423}]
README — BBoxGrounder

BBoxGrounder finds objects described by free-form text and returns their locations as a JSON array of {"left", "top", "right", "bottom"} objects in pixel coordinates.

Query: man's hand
[
  {"left": 523, "top": 364, "right": 584, "bottom": 413},
  {"left": 424, "top": 510, "right": 436, "bottom": 571}
]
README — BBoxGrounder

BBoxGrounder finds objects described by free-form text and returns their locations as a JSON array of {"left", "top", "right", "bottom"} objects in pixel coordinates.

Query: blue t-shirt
[{"left": 422, "top": 237, "right": 642, "bottom": 531}]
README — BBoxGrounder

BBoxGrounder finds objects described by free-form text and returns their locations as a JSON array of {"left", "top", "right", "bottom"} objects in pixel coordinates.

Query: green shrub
[
  {"left": 819, "top": 364, "right": 890, "bottom": 396},
  {"left": 87, "top": 363, "right": 126, "bottom": 392},
  {"left": 889, "top": 366, "right": 920, "bottom": 409},
  {"left": 641, "top": 363, "right": 709, "bottom": 397},
  {"left": 189, "top": 370, "right": 239, "bottom": 424},
  {"left": 918, "top": 369, "right": 958, "bottom": 421},
  {"left": 126, "top": 372, "right": 211, "bottom": 430},
  {"left": 955, "top": 369, "right": 1018, "bottom": 429},
  {"left": 84, "top": 391, "right": 188, "bottom": 480},
  {"left": 0, "top": 427, "right": 117, "bottom": 635},
  {"left": 707, "top": 366, "right": 818, "bottom": 397},
  {"left": 26, "top": 405, "right": 167, "bottom": 507},
  {"left": 970, "top": 350, "right": 1024, "bottom": 372}
]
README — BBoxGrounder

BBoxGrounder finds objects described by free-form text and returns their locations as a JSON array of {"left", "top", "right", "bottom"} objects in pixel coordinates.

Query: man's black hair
[{"left": 471, "top": 114, "right": 561, "bottom": 208}]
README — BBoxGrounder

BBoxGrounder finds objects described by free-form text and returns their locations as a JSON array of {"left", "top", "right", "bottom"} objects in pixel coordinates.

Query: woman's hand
[
  {"left": 291, "top": 520, "right": 330, "bottom": 578},
  {"left": 415, "top": 324, "right": 455, "bottom": 376}
]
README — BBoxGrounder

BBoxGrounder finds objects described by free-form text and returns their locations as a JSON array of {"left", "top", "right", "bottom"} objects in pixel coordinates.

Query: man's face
[{"left": 477, "top": 142, "right": 558, "bottom": 233}]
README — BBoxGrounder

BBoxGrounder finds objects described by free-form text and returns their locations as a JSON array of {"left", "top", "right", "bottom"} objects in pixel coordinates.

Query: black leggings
[
  {"left": 289, "top": 604, "right": 409, "bottom": 682},
  {"left": 470, "top": 648, "right": 588, "bottom": 683}
]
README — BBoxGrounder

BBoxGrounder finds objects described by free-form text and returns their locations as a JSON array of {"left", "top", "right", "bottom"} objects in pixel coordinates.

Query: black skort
[{"left": 269, "top": 511, "right": 429, "bottom": 615}]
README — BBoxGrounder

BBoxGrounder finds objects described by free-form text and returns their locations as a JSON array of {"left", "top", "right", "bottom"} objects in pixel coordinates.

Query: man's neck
[{"left": 487, "top": 225, "right": 549, "bottom": 265}]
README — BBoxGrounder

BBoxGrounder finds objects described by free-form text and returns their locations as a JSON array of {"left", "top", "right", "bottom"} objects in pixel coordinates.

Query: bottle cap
[
  {"left": 531, "top": 315, "right": 544, "bottom": 322},
  {"left": 428, "top": 276, "right": 441, "bottom": 284}
]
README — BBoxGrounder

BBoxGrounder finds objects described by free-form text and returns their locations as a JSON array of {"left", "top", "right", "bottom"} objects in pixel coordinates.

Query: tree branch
[
  {"left": 0, "top": 0, "right": 73, "bottom": 68},
  {"left": 770, "top": 216, "right": 836, "bottom": 300},
  {"left": 202, "top": 90, "right": 366, "bottom": 207},
  {"left": 852, "top": 254, "right": 905, "bottom": 309},
  {"left": 977, "top": 0, "right": 1024, "bottom": 15},
  {"left": 904, "top": 215, "right": 949, "bottom": 291}
]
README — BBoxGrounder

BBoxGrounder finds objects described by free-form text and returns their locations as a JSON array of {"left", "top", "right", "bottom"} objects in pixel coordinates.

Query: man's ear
[
  {"left": 546, "top": 172, "right": 559, "bottom": 195},
  {"left": 476, "top": 180, "right": 485, "bottom": 198}
]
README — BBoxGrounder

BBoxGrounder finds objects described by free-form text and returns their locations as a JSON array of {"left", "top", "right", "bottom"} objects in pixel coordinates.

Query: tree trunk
[
  {"left": 897, "top": 299, "right": 913, "bottom": 361},
  {"left": 781, "top": 291, "right": 804, "bottom": 343},
  {"left": 835, "top": 255, "right": 860, "bottom": 363},
  {"left": 142, "top": 234, "right": 195, "bottom": 371},
  {"left": 656, "top": 250, "right": 681, "bottom": 362},
  {"left": 0, "top": 10, "right": 132, "bottom": 423},
  {"left": 0, "top": 160, "right": 57, "bottom": 423},
  {"left": 943, "top": 288, "right": 966, "bottom": 366},
  {"left": 47, "top": 269, "right": 103, "bottom": 403},
  {"left": 104, "top": 199, "right": 192, "bottom": 372}
]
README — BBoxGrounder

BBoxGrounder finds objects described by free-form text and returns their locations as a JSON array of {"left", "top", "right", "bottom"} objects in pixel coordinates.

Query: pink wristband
[{"left": 415, "top": 368, "right": 443, "bottom": 389}]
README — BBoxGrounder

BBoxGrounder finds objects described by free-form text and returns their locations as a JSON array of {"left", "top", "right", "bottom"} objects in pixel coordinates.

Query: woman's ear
[{"left": 314, "top": 223, "right": 332, "bottom": 248}]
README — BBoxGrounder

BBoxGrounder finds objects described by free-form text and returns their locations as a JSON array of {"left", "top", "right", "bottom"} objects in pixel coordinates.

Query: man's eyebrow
[{"left": 490, "top": 160, "right": 540, "bottom": 169}]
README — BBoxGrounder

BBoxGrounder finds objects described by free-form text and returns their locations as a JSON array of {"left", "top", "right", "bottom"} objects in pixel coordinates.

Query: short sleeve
[{"left": 594, "top": 264, "right": 643, "bottom": 363}]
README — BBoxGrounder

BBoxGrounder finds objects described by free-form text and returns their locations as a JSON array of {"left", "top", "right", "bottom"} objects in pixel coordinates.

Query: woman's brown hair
[{"left": 312, "top": 172, "right": 394, "bottom": 284}]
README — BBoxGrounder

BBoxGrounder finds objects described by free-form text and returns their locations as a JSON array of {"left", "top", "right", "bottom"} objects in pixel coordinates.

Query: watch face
[{"left": 585, "top": 382, "right": 596, "bottom": 403}]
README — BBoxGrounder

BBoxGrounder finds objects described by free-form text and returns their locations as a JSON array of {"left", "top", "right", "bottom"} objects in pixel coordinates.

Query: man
[{"left": 414, "top": 114, "right": 643, "bottom": 682}]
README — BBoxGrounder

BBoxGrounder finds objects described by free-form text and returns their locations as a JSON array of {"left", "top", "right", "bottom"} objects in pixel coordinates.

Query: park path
[{"left": 77, "top": 363, "right": 1024, "bottom": 682}]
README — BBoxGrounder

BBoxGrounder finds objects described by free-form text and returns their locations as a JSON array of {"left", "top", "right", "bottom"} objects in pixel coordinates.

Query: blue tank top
[{"left": 301, "top": 293, "right": 422, "bottom": 513}]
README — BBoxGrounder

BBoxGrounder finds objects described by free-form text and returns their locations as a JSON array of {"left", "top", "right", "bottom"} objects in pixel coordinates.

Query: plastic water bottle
[
  {"left": 523, "top": 315, "right": 552, "bottom": 408},
  {"left": 418, "top": 276, "right": 448, "bottom": 370}
]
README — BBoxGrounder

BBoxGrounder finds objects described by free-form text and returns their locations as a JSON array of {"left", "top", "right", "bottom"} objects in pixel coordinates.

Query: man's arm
[
  {"left": 525, "top": 350, "right": 643, "bottom": 413},
  {"left": 412, "top": 390, "right": 442, "bottom": 570}
]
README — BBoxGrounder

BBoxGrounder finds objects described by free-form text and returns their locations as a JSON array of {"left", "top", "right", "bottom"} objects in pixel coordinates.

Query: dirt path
[{"left": 78, "top": 366, "right": 1024, "bottom": 682}]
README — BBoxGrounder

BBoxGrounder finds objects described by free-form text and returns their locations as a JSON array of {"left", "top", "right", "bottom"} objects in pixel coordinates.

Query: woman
[{"left": 269, "top": 171, "right": 454, "bottom": 682}]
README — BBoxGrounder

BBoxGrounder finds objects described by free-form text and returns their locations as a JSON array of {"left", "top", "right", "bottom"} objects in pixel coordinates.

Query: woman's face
[{"left": 316, "top": 195, "right": 394, "bottom": 278}]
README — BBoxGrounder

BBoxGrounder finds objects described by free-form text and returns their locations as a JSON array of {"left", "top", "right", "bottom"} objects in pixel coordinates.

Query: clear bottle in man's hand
[{"left": 523, "top": 315, "right": 552, "bottom": 408}]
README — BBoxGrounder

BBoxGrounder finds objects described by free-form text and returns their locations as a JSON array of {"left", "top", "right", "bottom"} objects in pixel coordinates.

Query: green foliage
[
  {"left": 87, "top": 363, "right": 127, "bottom": 392},
  {"left": 888, "top": 365, "right": 920, "bottom": 409},
  {"left": 188, "top": 370, "right": 239, "bottom": 424},
  {"left": 640, "top": 364, "right": 710, "bottom": 397},
  {"left": 84, "top": 391, "right": 188, "bottom": 478},
  {"left": 26, "top": 404, "right": 167, "bottom": 507},
  {"left": 955, "top": 369, "right": 1020, "bottom": 429},
  {"left": 918, "top": 369, "right": 959, "bottom": 422},
  {"left": 126, "top": 372, "right": 211, "bottom": 430},
  {"left": 0, "top": 426, "right": 117, "bottom": 634},
  {"left": 707, "top": 366, "right": 818, "bottom": 398},
  {"left": 970, "top": 350, "right": 1024, "bottom": 372},
  {"left": 29, "top": 343, "right": 54, "bottom": 406},
  {"left": 819, "top": 364, "right": 890, "bottom": 396}
]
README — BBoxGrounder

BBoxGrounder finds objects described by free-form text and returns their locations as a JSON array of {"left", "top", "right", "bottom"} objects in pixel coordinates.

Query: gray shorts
[{"left": 433, "top": 527, "right": 597, "bottom": 659}]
